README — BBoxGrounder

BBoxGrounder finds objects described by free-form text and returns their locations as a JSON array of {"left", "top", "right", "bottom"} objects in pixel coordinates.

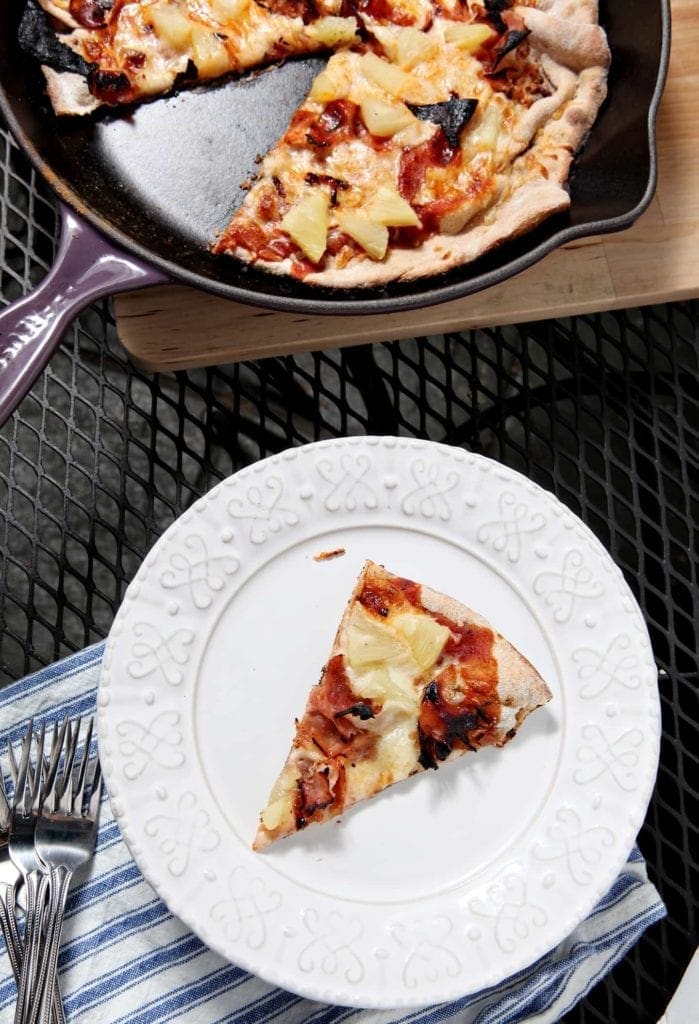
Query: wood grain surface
[{"left": 115, "top": 1, "right": 696, "bottom": 371}]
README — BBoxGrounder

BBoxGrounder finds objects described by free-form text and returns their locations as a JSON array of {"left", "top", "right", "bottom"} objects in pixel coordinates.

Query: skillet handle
[{"left": 0, "top": 206, "right": 169, "bottom": 427}]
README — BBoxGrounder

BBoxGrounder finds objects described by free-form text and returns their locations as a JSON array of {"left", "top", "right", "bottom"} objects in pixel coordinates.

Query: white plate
[{"left": 97, "top": 437, "right": 660, "bottom": 1008}]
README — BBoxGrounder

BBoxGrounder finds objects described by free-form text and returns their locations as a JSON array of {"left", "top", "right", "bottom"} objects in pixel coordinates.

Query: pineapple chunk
[
  {"left": 191, "top": 26, "right": 230, "bottom": 77},
  {"left": 208, "top": 0, "right": 248, "bottom": 22},
  {"left": 335, "top": 212, "right": 389, "bottom": 260},
  {"left": 346, "top": 604, "right": 411, "bottom": 669},
  {"left": 443, "top": 22, "right": 496, "bottom": 52},
  {"left": 308, "top": 54, "right": 350, "bottom": 102},
  {"left": 308, "top": 16, "right": 359, "bottom": 47},
  {"left": 359, "top": 52, "right": 416, "bottom": 100},
  {"left": 392, "top": 612, "right": 450, "bottom": 672},
  {"left": 367, "top": 25, "right": 400, "bottom": 62},
  {"left": 368, "top": 185, "right": 419, "bottom": 227},
  {"left": 395, "top": 27, "right": 438, "bottom": 69},
  {"left": 280, "top": 191, "right": 330, "bottom": 264},
  {"left": 261, "top": 797, "right": 288, "bottom": 831},
  {"left": 308, "top": 71, "right": 332, "bottom": 102},
  {"left": 146, "top": 4, "right": 193, "bottom": 51},
  {"left": 359, "top": 97, "right": 414, "bottom": 138},
  {"left": 359, "top": 667, "right": 417, "bottom": 712},
  {"left": 367, "top": 25, "right": 436, "bottom": 68},
  {"left": 345, "top": 606, "right": 424, "bottom": 706}
]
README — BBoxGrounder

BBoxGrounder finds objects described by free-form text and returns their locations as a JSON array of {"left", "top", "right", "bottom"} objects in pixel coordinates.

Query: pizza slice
[
  {"left": 20, "top": 0, "right": 366, "bottom": 115},
  {"left": 212, "top": 3, "right": 609, "bottom": 284},
  {"left": 254, "top": 560, "right": 551, "bottom": 850}
]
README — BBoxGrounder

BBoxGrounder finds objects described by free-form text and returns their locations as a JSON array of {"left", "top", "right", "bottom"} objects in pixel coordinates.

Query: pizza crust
[
  {"left": 519, "top": 5, "right": 611, "bottom": 73},
  {"left": 44, "top": 68, "right": 101, "bottom": 116}
]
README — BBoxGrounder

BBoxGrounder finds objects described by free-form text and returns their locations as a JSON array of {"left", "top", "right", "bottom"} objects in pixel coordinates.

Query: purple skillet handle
[{"left": 0, "top": 204, "right": 169, "bottom": 427}]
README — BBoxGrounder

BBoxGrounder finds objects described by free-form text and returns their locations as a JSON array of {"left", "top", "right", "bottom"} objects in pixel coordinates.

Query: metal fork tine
[
  {"left": 42, "top": 720, "right": 69, "bottom": 813},
  {"left": 7, "top": 741, "right": 18, "bottom": 786},
  {"left": 57, "top": 719, "right": 81, "bottom": 815},
  {"left": 88, "top": 759, "right": 102, "bottom": 819},
  {"left": 0, "top": 761, "right": 9, "bottom": 821},
  {"left": 30, "top": 724, "right": 46, "bottom": 816},
  {"left": 72, "top": 718, "right": 94, "bottom": 814},
  {"left": 36, "top": 722, "right": 54, "bottom": 790},
  {"left": 15, "top": 721, "right": 34, "bottom": 815}
]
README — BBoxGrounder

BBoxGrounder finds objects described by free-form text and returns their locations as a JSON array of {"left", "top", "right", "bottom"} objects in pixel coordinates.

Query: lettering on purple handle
[{"left": 0, "top": 310, "right": 51, "bottom": 370}]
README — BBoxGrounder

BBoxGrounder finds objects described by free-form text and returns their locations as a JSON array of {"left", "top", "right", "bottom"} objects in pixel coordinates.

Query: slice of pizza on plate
[{"left": 254, "top": 559, "right": 551, "bottom": 850}]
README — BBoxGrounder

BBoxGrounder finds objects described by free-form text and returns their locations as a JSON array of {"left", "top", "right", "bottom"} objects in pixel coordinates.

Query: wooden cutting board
[{"left": 115, "top": 0, "right": 697, "bottom": 372}]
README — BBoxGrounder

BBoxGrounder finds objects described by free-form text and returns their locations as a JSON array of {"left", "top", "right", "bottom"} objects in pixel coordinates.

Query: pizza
[
  {"left": 254, "top": 560, "right": 551, "bottom": 850},
  {"left": 21, "top": 0, "right": 610, "bottom": 285}
]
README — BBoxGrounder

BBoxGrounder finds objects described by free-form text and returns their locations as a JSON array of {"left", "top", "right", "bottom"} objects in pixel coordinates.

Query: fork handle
[
  {"left": 0, "top": 885, "right": 65, "bottom": 1024},
  {"left": 13, "top": 870, "right": 49, "bottom": 1024},
  {"left": 34, "top": 867, "right": 72, "bottom": 1024},
  {"left": 0, "top": 882, "right": 23, "bottom": 980}
]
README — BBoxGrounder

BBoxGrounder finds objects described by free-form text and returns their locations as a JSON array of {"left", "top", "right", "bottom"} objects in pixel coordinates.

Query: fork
[
  {"left": 8, "top": 722, "right": 68, "bottom": 1024},
  {"left": 9, "top": 722, "right": 51, "bottom": 1024},
  {"left": 31, "top": 717, "right": 102, "bottom": 1024},
  {"left": 0, "top": 754, "right": 23, "bottom": 984}
]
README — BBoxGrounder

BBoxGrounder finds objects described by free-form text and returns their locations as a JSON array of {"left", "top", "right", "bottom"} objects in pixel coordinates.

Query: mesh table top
[{"left": 1, "top": 122, "right": 697, "bottom": 1024}]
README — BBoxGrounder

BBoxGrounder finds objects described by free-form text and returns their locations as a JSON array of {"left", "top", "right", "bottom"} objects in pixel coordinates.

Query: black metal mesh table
[{"left": 1, "top": 120, "right": 697, "bottom": 1023}]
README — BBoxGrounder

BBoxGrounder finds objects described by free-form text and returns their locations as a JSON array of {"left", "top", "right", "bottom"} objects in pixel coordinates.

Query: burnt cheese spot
[
  {"left": 406, "top": 97, "right": 478, "bottom": 149},
  {"left": 416, "top": 625, "right": 501, "bottom": 769},
  {"left": 334, "top": 702, "right": 375, "bottom": 721},
  {"left": 483, "top": 0, "right": 512, "bottom": 31},
  {"left": 69, "top": 0, "right": 114, "bottom": 28},
  {"left": 87, "top": 69, "right": 133, "bottom": 105}
]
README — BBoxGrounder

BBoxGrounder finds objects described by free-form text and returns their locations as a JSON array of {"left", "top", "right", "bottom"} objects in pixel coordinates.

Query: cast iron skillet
[{"left": 0, "top": 0, "right": 670, "bottom": 423}]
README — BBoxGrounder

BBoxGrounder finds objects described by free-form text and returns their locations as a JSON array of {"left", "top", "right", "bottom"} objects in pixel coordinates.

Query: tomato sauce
[
  {"left": 340, "top": 0, "right": 415, "bottom": 25},
  {"left": 359, "top": 575, "right": 423, "bottom": 617},
  {"left": 258, "top": 235, "right": 298, "bottom": 262},
  {"left": 398, "top": 133, "right": 459, "bottom": 204},
  {"left": 305, "top": 100, "right": 361, "bottom": 149}
]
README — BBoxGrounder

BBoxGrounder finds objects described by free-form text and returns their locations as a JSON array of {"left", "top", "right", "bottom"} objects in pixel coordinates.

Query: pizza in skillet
[
  {"left": 21, "top": 0, "right": 610, "bottom": 285},
  {"left": 254, "top": 560, "right": 551, "bottom": 850}
]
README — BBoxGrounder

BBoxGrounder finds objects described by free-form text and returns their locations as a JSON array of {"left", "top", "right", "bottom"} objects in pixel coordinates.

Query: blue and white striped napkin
[{"left": 0, "top": 644, "right": 666, "bottom": 1024}]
